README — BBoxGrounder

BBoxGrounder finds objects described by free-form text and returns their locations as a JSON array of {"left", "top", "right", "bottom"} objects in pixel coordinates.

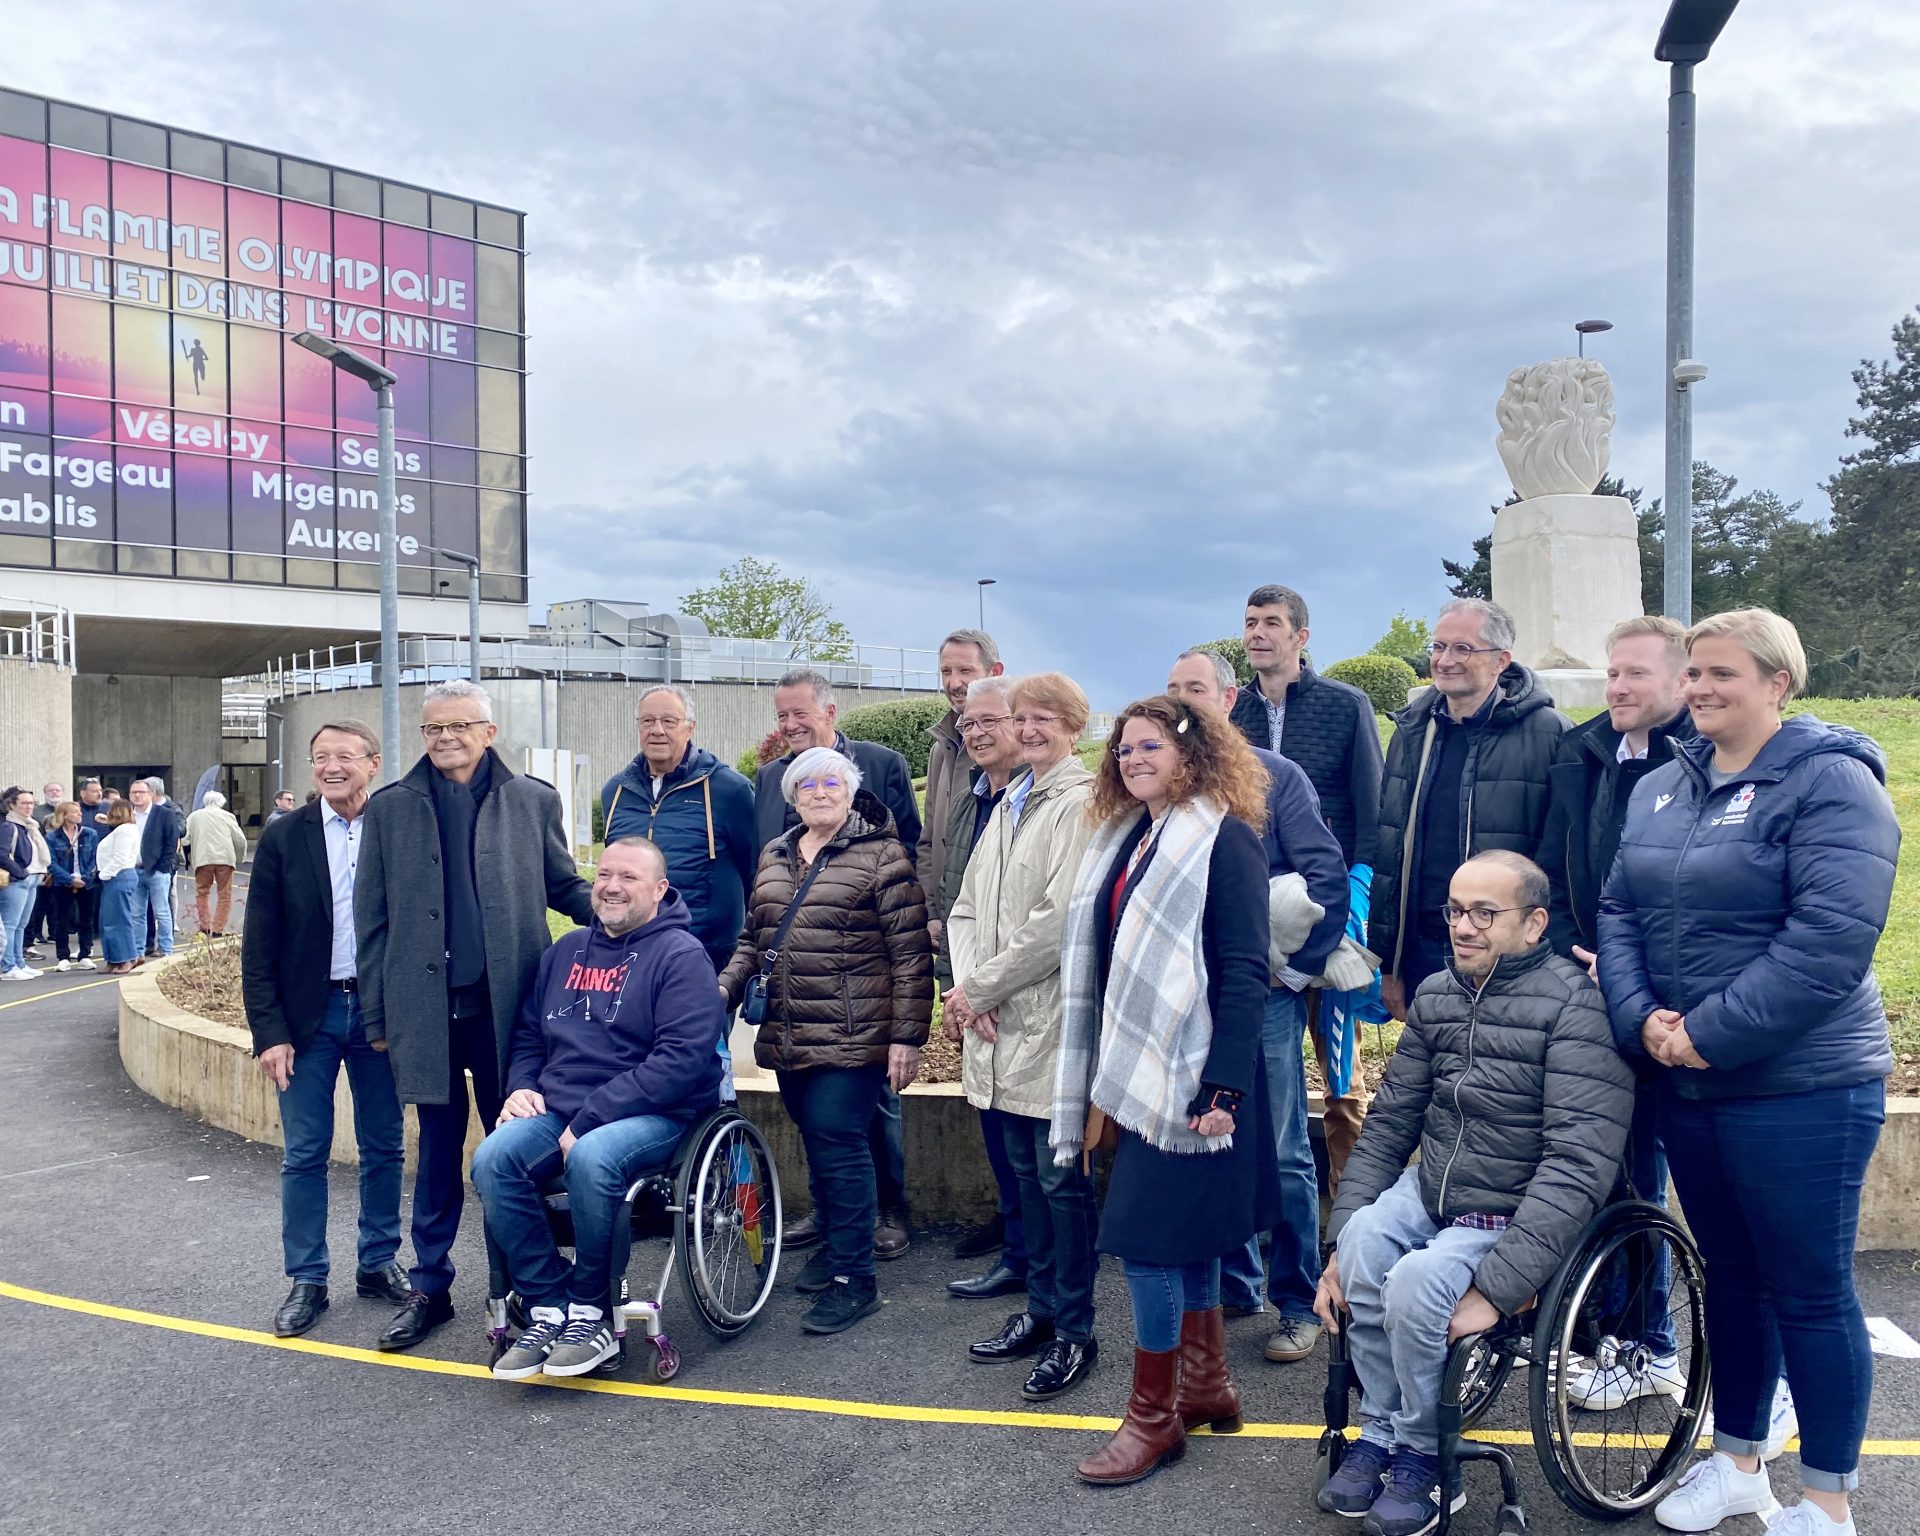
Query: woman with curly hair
[{"left": 1052, "top": 696, "right": 1276, "bottom": 1485}]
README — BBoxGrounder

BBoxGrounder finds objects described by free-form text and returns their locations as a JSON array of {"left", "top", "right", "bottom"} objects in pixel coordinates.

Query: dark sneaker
[
  {"left": 492, "top": 1307, "right": 566, "bottom": 1380},
  {"left": 1318, "top": 1436, "right": 1392, "bottom": 1516},
  {"left": 1362, "top": 1449, "right": 1464, "bottom": 1536},
  {"left": 801, "top": 1278, "right": 881, "bottom": 1335},
  {"left": 543, "top": 1309, "right": 619, "bottom": 1376},
  {"left": 793, "top": 1249, "right": 838, "bottom": 1294},
  {"left": 953, "top": 1215, "right": 1005, "bottom": 1260}
]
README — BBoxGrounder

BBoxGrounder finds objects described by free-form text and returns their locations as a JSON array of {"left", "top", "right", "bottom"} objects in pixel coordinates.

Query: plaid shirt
[{"left": 1451, "top": 1213, "right": 1511, "bottom": 1232}]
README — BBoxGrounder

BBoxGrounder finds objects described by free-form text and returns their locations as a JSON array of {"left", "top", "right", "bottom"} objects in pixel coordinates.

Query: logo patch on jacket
[
  {"left": 1652, "top": 792, "right": 1674, "bottom": 814},
  {"left": 1711, "top": 784, "right": 1756, "bottom": 828}
]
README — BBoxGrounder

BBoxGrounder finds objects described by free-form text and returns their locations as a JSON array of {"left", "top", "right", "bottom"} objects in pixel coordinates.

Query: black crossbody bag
[{"left": 740, "top": 852, "right": 830, "bottom": 1025}]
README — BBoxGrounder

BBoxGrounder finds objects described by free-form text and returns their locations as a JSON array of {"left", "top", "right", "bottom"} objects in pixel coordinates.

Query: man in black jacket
[
  {"left": 241, "top": 721, "right": 409, "bottom": 1338},
  {"left": 128, "top": 777, "right": 182, "bottom": 958},
  {"left": 1312, "top": 852, "right": 1631, "bottom": 1536},
  {"left": 1371, "top": 598, "right": 1568, "bottom": 1023}
]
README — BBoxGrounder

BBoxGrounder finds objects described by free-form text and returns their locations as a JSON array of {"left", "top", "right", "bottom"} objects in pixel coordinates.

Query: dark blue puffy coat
[{"left": 1597, "top": 714, "right": 1900, "bottom": 1100}]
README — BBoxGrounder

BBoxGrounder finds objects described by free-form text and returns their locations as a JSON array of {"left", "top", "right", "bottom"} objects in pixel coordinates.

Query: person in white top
[
  {"left": 1, "top": 787, "right": 51, "bottom": 980},
  {"left": 93, "top": 801, "right": 145, "bottom": 973}
]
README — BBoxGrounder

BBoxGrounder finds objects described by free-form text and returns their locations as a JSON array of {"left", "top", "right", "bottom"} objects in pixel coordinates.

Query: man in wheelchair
[
  {"left": 1313, "top": 852, "right": 1633, "bottom": 1536},
  {"left": 473, "top": 836, "right": 725, "bottom": 1380}
]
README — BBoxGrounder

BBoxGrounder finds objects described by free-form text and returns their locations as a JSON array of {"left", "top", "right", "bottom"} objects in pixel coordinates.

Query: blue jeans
[
  {"left": 1001, "top": 1110, "right": 1097, "bottom": 1340},
  {"left": 871, "top": 1083, "right": 907, "bottom": 1210},
  {"left": 1593, "top": 1083, "right": 1676, "bottom": 1356},
  {"left": 0, "top": 874, "right": 37, "bottom": 970},
  {"left": 1124, "top": 1258, "right": 1220, "bottom": 1353},
  {"left": 99, "top": 870, "right": 141, "bottom": 964},
  {"left": 978, "top": 1106, "right": 1028, "bottom": 1274},
  {"left": 472, "top": 1109, "right": 686, "bottom": 1310},
  {"left": 131, "top": 870, "right": 174, "bottom": 955},
  {"left": 1662, "top": 1079, "right": 1884, "bottom": 1493},
  {"left": 275, "top": 990, "right": 405, "bottom": 1283},
  {"left": 780, "top": 1062, "right": 886, "bottom": 1285},
  {"left": 1222, "top": 988, "right": 1319, "bottom": 1318}
]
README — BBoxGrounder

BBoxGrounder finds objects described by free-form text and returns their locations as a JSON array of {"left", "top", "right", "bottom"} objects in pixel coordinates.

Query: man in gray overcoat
[{"left": 356, "top": 680, "right": 594, "bottom": 1350}]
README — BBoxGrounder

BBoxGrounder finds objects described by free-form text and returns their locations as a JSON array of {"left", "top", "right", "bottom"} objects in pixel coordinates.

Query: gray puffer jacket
[{"left": 1326, "top": 941, "right": 1633, "bottom": 1315}]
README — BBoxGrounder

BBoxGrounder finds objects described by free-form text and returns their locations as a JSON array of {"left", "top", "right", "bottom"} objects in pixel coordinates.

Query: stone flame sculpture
[{"left": 1494, "top": 358, "right": 1614, "bottom": 501}]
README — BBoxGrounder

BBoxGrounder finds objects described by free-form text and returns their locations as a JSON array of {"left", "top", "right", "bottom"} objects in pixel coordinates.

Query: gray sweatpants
[{"left": 1337, "top": 1166, "right": 1503, "bottom": 1455}]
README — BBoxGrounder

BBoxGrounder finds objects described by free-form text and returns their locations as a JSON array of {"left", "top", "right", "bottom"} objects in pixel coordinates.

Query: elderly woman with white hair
[
  {"left": 184, "top": 789, "right": 252, "bottom": 939},
  {"left": 720, "top": 745, "right": 933, "bottom": 1336}
]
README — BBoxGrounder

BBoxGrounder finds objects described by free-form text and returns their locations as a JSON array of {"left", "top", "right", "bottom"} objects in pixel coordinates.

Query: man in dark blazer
[
  {"left": 242, "top": 720, "right": 409, "bottom": 1339},
  {"left": 128, "top": 777, "right": 183, "bottom": 958},
  {"left": 356, "top": 680, "right": 595, "bottom": 1351}
]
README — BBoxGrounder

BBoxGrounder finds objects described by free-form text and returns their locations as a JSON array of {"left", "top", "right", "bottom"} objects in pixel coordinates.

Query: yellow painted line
[
  {"left": 2, "top": 1279, "right": 1918, "bottom": 1455},
  {"left": 0, "top": 977, "right": 120, "bottom": 1011}
]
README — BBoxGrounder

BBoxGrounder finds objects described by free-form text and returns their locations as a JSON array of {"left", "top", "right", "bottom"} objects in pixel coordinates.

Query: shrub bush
[
  {"left": 1190, "top": 637, "right": 1253, "bottom": 685},
  {"left": 738, "top": 727, "right": 786, "bottom": 779},
  {"left": 839, "top": 695, "right": 951, "bottom": 779},
  {"left": 1325, "top": 653, "right": 1420, "bottom": 717}
]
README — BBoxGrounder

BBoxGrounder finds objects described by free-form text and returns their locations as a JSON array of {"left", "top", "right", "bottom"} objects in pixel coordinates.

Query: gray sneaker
[
  {"left": 543, "top": 1309, "right": 619, "bottom": 1376},
  {"left": 1264, "top": 1315, "right": 1323, "bottom": 1363},
  {"left": 491, "top": 1307, "right": 566, "bottom": 1380}
]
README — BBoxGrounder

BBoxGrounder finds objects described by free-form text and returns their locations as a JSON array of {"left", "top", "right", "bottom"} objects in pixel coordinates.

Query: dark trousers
[
  {"left": 978, "top": 1106, "right": 1029, "bottom": 1274},
  {"left": 1662, "top": 1079, "right": 1885, "bottom": 1493},
  {"left": 408, "top": 1008, "right": 505, "bottom": 1297},
  {"left": 1596, "top": 1083, "right": 1676, "bottom": 1355},
  {"left": 869, "top": 1084, "right": 907, "bottom": 1212},
  {"left": 51, "top": 884, "right": 100, "bottom": 961},
  {"left": 1001, "top": 1110, "right": 1098, "bottom": 1340},
  {"left": 779, "top": 1062, "right": 886, "bottom": 1285}
]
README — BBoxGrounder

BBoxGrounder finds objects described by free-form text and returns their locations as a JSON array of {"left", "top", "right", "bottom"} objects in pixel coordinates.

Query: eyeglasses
[
  {"left": 797, "top": 778, "right": 845, "bottom": 794},
  {"left": 308, "top": 753, "right": 372, "bottom": 767},
  {"left": 958, "top": 713, "right": 1011, "bottom": 736},
  {"left": 1441, "top": 903, "right": 1538, "bottom": 930},
  {"left": 420, "top": 720, "right": 487, "bottom": 739},
  {"left": 1428, "top": 641, "right": 1505, "bottom": 660},
  {"left": 1112, "top": 740, "right": 1170, "bottom": 762},
  {"left": 637, "top": 716, "right": 687, "bottom": 730},
  {"left": 1012, "top": 712, "right": 1064, "bottom": 728}
]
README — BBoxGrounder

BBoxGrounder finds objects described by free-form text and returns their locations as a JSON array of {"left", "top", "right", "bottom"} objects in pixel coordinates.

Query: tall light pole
[
  {"left": 1575, "top": 318, "right": 1613, "bottom": 357},
  {"left": 292, "top": 331, "right": 401, "bottom": 782},
  {"left": 433, "top": 546, "right": 482, "bottom": 684},
  {"left": 976, "top": 577, "right": 997, "bottom": 629},
  {"left": 1655, "top": 0, "right": 1740, "bottom": 624}
]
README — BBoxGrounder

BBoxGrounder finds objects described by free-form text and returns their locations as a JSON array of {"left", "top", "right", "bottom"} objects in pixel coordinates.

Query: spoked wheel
[
  {"left": 1530, "top": 1204, "right": 1710, "bottom": 1520},
  {"left": 1457, "top": 1336, "right": 1519, "bottom": 1431},
  {"left": 675, "top": 1111, "right": 783, "bottom": 1337}
]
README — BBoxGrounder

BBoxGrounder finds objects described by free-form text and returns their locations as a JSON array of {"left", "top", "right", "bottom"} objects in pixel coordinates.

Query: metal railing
[
  {"left": 0, "top": 599, "right": 77, "bottom": 670},
  {"left": 245, "top": 632, "right": 940, "bottom": 701}
]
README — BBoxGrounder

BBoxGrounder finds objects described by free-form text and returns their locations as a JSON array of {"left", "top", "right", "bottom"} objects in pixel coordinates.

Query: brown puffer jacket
[{"left": 719, "top": 792, "right": 934, "bottom": 1071}]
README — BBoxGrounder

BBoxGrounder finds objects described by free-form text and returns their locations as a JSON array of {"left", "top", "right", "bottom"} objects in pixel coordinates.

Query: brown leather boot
[
  {"left": 1075, "top": 1347, "right": 1185, "bottom": 1485},
  {"left": 1175, "top": 1307, "right": 1244, "bottom": 1433}
]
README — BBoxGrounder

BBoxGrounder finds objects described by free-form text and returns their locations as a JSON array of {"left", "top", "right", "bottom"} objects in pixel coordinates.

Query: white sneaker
[
  {"left": 1763, "top": 1503, "right": 1854, "bottom": 1536},
  {"left": 1703, "top": 1379, "right": 1799, "bottom": 1461},
  {"left": 0, "top": 967, "right": 31, "bottom": 982},
  {"left": 76, "top": 958, "right": 96, "bottom": 971},
  {"left": 55, "top": 960, "right": 72, "bottom": 972},
  {"left": 1656, "top": 1453, "right": 1782, "bottom": 1532},
  {"left": 1568, "top": 1348, "right": 1686, "bottom": 1410}
]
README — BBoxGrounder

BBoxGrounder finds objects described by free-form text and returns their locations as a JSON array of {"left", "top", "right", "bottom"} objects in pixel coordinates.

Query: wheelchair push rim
[
  {"left": 1456, "top": 1336, "right": 1518, "bottom": 1432},
  {"left": 675, "top": 1111, "right": 782, "bottom": 1337},
  {"left": 1530, "top": 1207, "right": 1710, "bottom": 1520}
]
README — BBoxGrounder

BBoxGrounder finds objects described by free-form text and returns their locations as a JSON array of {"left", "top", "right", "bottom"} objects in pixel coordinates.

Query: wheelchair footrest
[{"left": 621, "top": 1298, "right": 663, "bottom": 1338}]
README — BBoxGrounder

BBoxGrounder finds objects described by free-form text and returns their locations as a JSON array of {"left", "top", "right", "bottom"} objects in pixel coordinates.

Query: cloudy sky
[{"left": 11, "top": 1, "right": 1920, "bottom": 704}]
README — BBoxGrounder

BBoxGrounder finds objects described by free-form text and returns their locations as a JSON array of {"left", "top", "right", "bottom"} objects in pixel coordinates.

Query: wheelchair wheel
[
  {"left": 1457, "top": 1336, "right": 1517, "bottom": 1431},
  {"left": 675, "top": 1110, "right": 782, "bottom": 1338},
  {"left": 1529, "top": 1202, "right": 1710, "bottom": 1521}
]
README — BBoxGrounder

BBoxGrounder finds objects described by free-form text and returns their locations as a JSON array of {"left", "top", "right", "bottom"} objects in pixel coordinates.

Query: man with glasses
[
  {"left": 1370, "top": 598, "right": 1568, "bottom": 1021},
  {"left": 919, "top": 629, "right": 1004, "bottom": 952},
  {"left": 242, "top": 721, "right": 409, "bottom": 1337},
  {"left": 1312, "top": 852, "right": 1631, "bottom": 1536},
  {"left": 356, "top": 680, "right": 595, "bottom": 1351}
]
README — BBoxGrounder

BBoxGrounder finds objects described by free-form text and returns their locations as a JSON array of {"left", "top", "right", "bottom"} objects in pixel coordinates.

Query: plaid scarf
[{"left": 1050, "top": 796, "right": 1230, "bottom": 1165}]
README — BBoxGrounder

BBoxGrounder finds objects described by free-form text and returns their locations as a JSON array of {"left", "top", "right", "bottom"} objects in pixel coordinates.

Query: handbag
[
  {"left": 1080, "top": 1103, "right": 1120, "bottom": 1174},
  {"left": 740, "top": 851, "right": 830, "bottom": 1026}
]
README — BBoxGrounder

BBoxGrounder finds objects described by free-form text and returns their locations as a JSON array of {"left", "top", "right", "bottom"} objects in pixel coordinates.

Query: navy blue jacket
[
  {"left": 1252, "top": 745, "right": 1350, "bottom": 977},
  {"left": 45, "top": 823, "right": 99, "bottom": 886},
  {"left": 505, "top": 890, "right": 725, "bottom": 1138},
  {"left": 602, "top": 745, "right": 758, "bottom": 971},
  {"left": 1598, "top": 714, "right": 1900, "bottom": 1100},
  {"left": 753, "top": 734, "right": 922, "bottom": 854},
  {"left": 138, "top": 802, "right": 184, "bottom": 875}
]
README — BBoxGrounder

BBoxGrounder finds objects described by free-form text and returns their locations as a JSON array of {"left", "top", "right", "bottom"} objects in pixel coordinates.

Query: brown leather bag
[{"left": 1081, "top": 1103, "right": 1120, "bottom": 1173}]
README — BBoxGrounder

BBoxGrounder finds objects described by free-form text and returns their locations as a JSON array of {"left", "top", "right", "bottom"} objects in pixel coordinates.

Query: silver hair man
[
  {"left": 423, "top": 678, "right": 494, "bottom": 720},
  {"left": 1436, "top": 598, "right": 1517, "bottom": 654}
]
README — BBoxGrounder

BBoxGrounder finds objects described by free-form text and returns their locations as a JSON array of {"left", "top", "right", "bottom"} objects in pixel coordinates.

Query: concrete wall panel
[
  {"left": 72, "top": 673, "right": 223, "bottom": 795},
  {"left": 0, "top": 658, "right": 74, "bottom": 791}
]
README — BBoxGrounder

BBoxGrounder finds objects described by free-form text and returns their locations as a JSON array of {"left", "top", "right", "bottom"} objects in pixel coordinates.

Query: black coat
[
  {"left": 752, "top": 734, "right": 922, "bottom": 854},
  {"left": 241, "top": 802, "right": 344, "bottom": 1055},
  {"left": 1370, "top": 666, "right": 1568, "bottom": 982},
  {"left": 1093, "top": 815, "right": 1281, "bottom": 1266},
  {"left": 1229, "top": 664, "right": 1384, "bottom": 868}
]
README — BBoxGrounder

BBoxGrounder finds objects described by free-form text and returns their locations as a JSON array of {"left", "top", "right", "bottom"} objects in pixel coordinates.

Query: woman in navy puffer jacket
[{"left": 1599, "top": 609, "right": 1900, "bottom": 1536}]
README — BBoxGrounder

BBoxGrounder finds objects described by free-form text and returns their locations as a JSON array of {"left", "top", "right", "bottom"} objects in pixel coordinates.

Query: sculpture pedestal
[{"left": 1491, "top": 494, "right": 1641, "bottom": 672}]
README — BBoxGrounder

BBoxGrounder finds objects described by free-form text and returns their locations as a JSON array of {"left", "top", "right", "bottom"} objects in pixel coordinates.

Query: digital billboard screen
[{"left": 0, "top": 92, "right": 526, "bottom": 602}]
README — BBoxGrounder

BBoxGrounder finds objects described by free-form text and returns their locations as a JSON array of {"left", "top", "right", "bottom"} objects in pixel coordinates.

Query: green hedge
[
  {"left": 1325, "top": 653, "right": 1419, "bottom": 717},
  {"left": 840, "top": 696, "right": 951, "bottom": 778}
]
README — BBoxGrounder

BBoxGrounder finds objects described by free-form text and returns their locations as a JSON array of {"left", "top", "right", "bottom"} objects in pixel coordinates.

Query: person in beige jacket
[
  {"left": 183, "top": 791, "right": 251, "bottom": 938},
  {"left": 946, "top": 672, "right": 1101, "bottom": 1406}
]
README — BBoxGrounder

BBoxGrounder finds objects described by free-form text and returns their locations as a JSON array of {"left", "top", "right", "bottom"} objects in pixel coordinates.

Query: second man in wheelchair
[
  {"left": 474, "top": 836, "right": 725, "bottom": 1380},
  {"left": 1312, "top": 852, "right": 1632, "bottom": 1536}
]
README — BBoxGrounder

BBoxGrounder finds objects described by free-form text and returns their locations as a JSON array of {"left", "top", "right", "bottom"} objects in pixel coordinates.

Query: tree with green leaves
[{"left": 681, "top": 555, "right": 853, "bottom": 661}]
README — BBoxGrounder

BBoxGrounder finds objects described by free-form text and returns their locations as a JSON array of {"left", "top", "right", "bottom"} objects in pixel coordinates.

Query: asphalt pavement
[{"left": 3, "top": 973, "right": 1919, "bottom": 1536}]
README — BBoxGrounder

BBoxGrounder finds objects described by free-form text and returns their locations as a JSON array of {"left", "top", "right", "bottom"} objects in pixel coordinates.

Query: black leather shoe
[
  {"left": 377, "top": 1290, "right": 455, "bottom": 1351},
  {"left": 1022, "top": 1336, "right": 1098, "bottom": 1401},
  {"left": 947, "top": 1261, "right": 1027, "bottom": 1300},
  {"left": 356, "top": 1261, "right": 412, "bottom": 1303},
  {"left": 274, "top": 1281, "right": 328, "bottom": 1338},
  {"left": 969, "top": 1311, "right": 1055, "bottom": 1363},
  {"left": 953, "top": 1215, "right": 1005, "bottom": 1261}
]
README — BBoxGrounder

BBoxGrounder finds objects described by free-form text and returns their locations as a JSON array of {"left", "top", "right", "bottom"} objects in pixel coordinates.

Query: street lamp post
[
  {"left": 1655, "top": 0, "right": 1740, "bottom": 624},
  {"left": 433, "top": 547, "right": 482, "bottom": 684},
  {"left": 1574, "top": 318, "right": 1613, "bottom": 357},
  {"left": 292, "top": 331, "right": 402, "bottom": 781},
  {"left": 976, "top": 578, "right": 997, "bottom": 629}
]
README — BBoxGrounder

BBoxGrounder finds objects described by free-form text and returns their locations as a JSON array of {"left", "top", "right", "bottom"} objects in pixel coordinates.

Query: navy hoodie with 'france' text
[{"left": 505, "top": 889, "right": 725, "bottom": 1137}]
